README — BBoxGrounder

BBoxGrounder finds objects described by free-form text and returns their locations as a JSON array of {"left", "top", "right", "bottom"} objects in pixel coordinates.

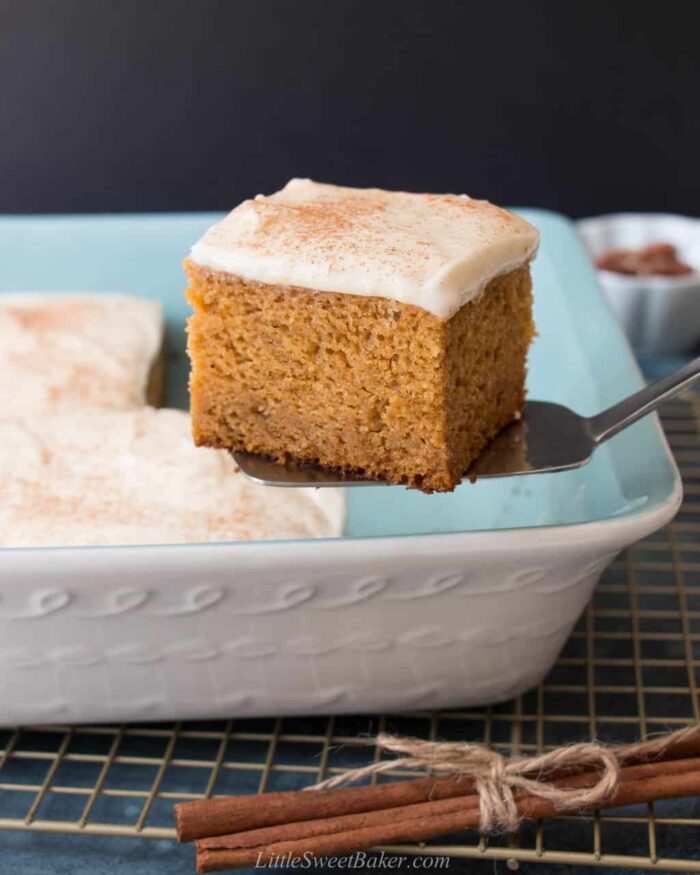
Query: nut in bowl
[{"left": 577, "top": 213, "right": 700, "bottom": 356}]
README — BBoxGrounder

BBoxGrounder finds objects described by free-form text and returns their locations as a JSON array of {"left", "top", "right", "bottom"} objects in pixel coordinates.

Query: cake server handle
[{"left": 588, "top": 356, "right": 700, "bottom": 445}]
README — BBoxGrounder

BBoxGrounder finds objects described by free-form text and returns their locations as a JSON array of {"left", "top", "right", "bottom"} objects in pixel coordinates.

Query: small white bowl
[{"left": 577, "top": 213, "right": 700, "bottom": 356}]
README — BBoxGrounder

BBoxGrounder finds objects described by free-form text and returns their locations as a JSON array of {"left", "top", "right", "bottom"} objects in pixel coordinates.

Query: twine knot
[{"left": 311, "top": 733, "right": 622, "bottom": 833}]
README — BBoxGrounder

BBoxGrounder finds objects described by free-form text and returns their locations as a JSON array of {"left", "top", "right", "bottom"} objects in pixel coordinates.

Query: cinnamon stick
[
  {"left": 176, "top": 726, "right": 700, "bottom": 842},
  {"left": 197, "top": 756, "right": 700, "bottom": 852},
  {"left": 176, "top": 773, "right": 476, "bottom": 842},
  {"left": 196, "top": 766, "right": 700, "bottom": 873}
]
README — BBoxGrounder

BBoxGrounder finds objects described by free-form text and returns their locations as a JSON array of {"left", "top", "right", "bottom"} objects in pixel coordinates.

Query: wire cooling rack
[{"left": 0, "top": 395, "right": 698, "bottom": 872}]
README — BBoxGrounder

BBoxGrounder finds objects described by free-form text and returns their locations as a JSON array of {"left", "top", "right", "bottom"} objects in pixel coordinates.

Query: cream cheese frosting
[
  {"left": 190, "top": 179, "right": 539, "bottom": 319},
  {"left": 0, "top": 293, "right": 163, "bottom": 417},
  {"left": 0, "top": 407, "right": 346, "bottom": 547}
]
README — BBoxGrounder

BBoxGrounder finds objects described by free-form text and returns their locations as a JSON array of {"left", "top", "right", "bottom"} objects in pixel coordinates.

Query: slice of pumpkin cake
[{"left": 186, "top": 179, "right": 538, "bottom": 492}]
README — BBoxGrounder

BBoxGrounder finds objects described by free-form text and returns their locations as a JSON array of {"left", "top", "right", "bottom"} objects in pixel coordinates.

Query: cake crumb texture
[{"left": 186, "top": 263, "right": 534, "bottom": 492}]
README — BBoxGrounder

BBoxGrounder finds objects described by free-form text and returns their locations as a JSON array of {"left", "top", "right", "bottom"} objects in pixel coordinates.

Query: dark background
[{"left": 1, "top": 0, "right": 697, "bottom": 217}]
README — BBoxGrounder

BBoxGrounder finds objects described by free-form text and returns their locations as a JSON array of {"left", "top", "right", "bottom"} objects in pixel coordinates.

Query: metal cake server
[{"left": 233, "top": 356, "right": 700, "bottom": 487}]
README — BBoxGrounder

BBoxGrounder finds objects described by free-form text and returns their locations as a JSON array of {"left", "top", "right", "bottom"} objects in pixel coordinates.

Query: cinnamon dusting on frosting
[
  {"left": 0, "top": 294, "right": 163, "bottom": 416},
  {"left": 0, "top": 408, "right": 345, "bottom": 547},
  {"left": 190, "top": 179, "right": 539, "bottom": 319}
]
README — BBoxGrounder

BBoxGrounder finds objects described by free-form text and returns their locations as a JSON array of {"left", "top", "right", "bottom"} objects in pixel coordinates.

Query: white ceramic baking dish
[
  {"left": 577, "top": 213, "right": 700, "bottom": 356},
  {"left": 0, "top": 209, "right": 681, "bottom": 726}
]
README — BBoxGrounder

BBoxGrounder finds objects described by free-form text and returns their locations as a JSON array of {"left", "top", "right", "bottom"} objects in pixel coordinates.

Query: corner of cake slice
[
  {"left": 185, "top": 179, "right": 538, "bottom": 493},
  {"left": 0, "top": 293, "right": 164, "bottom": 416}
]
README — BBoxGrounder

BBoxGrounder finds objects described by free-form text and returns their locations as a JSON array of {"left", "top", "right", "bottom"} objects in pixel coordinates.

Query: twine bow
[{"left": 311, "top": 733, "right": 622, "bottom": 833}]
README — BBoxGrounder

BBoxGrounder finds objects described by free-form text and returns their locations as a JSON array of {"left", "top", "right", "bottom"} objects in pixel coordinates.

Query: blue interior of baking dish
[{"left": 0, "top": 209, "right": 679, "bottom": 540}]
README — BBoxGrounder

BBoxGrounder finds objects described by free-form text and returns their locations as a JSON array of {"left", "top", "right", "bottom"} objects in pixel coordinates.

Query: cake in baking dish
[
  {"left": 0, "top": 293, "right": 164, "bottom": 417},
  {"left": 185, "top": 179, "right": 538, "bottom": 492},
  {"left": 0, "top": 407, "right": 345, "bottom": 547}
]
